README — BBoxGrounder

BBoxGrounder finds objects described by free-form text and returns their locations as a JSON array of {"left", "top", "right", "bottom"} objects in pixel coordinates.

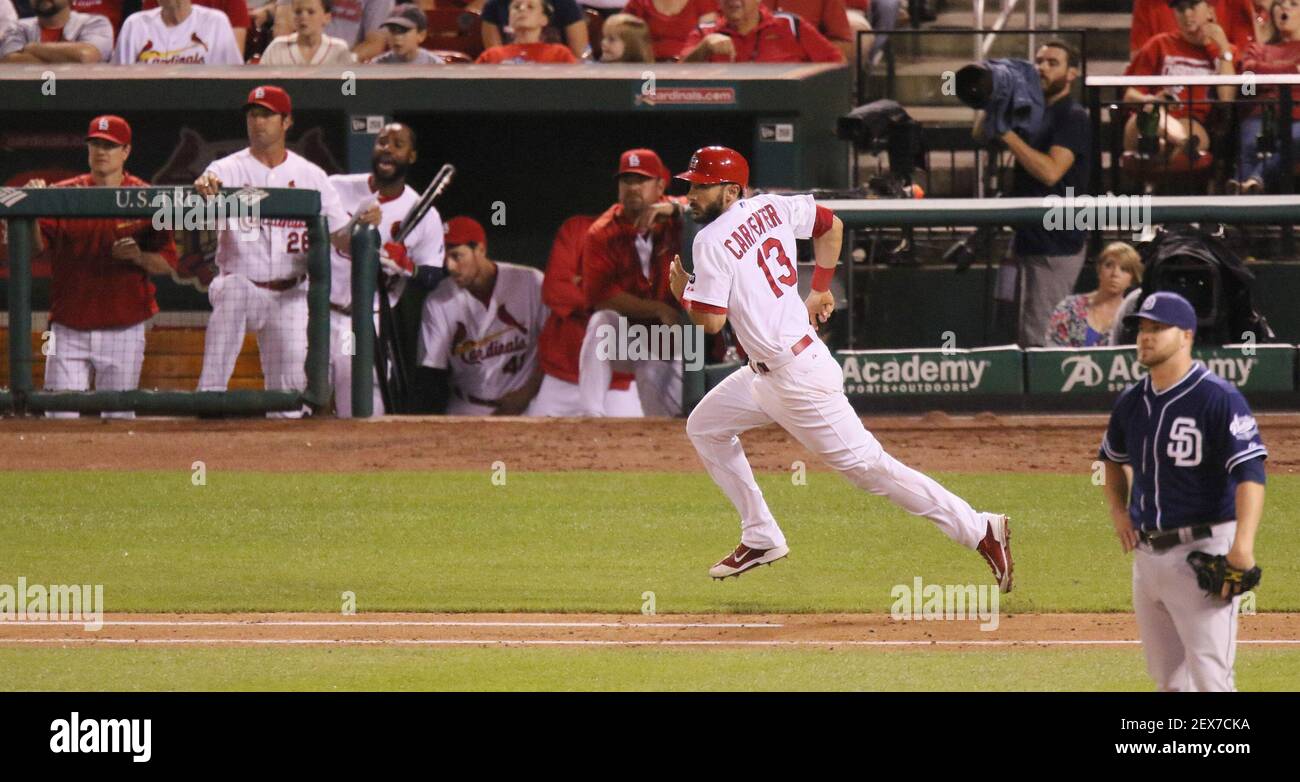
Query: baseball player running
[
  {"left": 1099, "top": 292, "right": 1267, "bottom": 692},
  {"left": 669, "top": 146, "right": 1013, "bottom": 588},
  {"left": 193, "top": 85, "right": 375, "bottom": 416},
  {"left": 418, "top": 216, "right": 549, "bottom": 415},
  {"left": 328, "top": 122, "right": 445, "bottom": 417},
  {"left": 27, "top": 115, "right": 179, "bottom": 419}
]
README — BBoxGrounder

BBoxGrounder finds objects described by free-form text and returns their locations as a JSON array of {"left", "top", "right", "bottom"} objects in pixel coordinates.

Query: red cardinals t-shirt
[
  {"left": 624, "top": 0, "right": 719, "bottom": 61},
  {"left": 1130, "top": 0, "right": 1255, "bottom": 55},
  {"left": 1125, "top": 32, "right": 1219, "bottom": 121},
  {"left": 37, "top": 174, "right": 179, "bottom": 331},
  {"left": 476, "top": 43, "right": 578, "bottom": 63}
]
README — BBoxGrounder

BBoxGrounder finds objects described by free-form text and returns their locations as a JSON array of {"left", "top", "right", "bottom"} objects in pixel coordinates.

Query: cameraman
[{"left": 973, "top": 40, "right": 1091, "bottom": 347}]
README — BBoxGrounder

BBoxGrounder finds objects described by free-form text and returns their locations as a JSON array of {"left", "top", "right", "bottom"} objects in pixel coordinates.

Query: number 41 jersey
[
  {"left": 683, "top": 193, "right": 818, "bottom": 364},
  {"left": 1100, "top": 362, "right": 1268, "bottom": 531}
]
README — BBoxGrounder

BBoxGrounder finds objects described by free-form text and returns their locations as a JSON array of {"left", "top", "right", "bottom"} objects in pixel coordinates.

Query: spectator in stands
[
  {"left": 679, "top": 0, "right": 843, "bottom": 62},
  {"left": 1123, "top": 0, "right": 1236, "bottom": 162},
  {"left": 1044, "top": 242, "right": 1144, "bottom": 347},
  {"left": 70, "top": 0, "right": 126, "bottom": 36},
  {"left": 763, "top": 0, "right": 853, "bottom": 61},
  {"left": 1131, "top": 0, "right": 1256, "bottom": 55},
  {"left": 0, "top": 0, "right": 21, "bottom": 40},
  {"left": 623, "top": 0, "right": 715, "bottom": 61},
  {"left": 113, "top": 0, "right": 244, "bottom": 63},
  {"left": 477, "top": 0, "right": 578, "bottom": 62},
  {"left": 274, "top": 0, "right": 391, "bottom": 62},
  {"left": 481, "top": 0, "right": 588, "bottom": 59},
  {"left": 974, "top": 40, "right": 1091, "bottom": 348},
  {"left": 143, "top": 0, "right": 250, "bottom": 53},
  {"left": 1233, "top": 0, "right": 1300, "bottom": 192},
  {"left": 260, "top": 0, "right": 353, "bottom": 63},
  {"left": 866, "top": 0, "right": 902, "bottom": 67},
  {"left": 599, "top": 12, "right": 653, "bottom": 62},
  {"left": 369, "top": 3, "right": 444, "bottom": 62},
  {"left": 1, "top": 0, "right": 112, "bottom": 62}
]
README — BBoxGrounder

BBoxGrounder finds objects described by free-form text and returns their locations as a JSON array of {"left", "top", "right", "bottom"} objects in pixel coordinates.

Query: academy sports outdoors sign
[
  {"left": 835, "top": 347, "right": 1023, "bottom": 396},
  {"left": 1025, "top": 345, "right": 1297, "bottom": 394}
]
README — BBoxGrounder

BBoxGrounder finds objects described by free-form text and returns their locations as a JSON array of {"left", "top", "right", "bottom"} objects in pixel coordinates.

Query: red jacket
[
  {"left": 37, "top": 173, "right": 178, "bottom": 331},
  {"left": 763, "top": 0, "right": 852, "bottom": 43},
  {"left": 679, "top": 5, "right": 845, "bottom": 63},
  {"left": 582, "top": 202, "right": 682, "bottom": 317},
  {"left": 539, "top": 215, "right": 632, "bottom": 388},
  {"left": 1124, "top": 32, "right": 1220, "bottom": 122}
]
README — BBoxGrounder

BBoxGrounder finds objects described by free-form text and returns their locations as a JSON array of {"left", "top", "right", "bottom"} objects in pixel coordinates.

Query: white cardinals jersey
[
  {"left": 327, "top": 174, "right": 445, "bottom": 310},
  {"left": 683, "top": 193, "right": 818, "bottom": 364},
  {"left": 112, "top": 7, "right": 243, "bottom": 65},
  {"left": 203, "top": 148, "right": 349, "bottom": 283},
  {"left": 418, "top": 263, "right": 548, "bottom": 402}
]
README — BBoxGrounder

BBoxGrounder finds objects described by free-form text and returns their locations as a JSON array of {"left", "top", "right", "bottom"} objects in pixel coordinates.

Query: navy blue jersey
[{"left": 1099, "top": 362, "right": 1267, "bottom": 531}]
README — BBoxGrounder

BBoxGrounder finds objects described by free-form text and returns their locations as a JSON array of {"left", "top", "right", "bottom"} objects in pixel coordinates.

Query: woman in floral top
[{"left": 1044, "top": 242, "right": 1143, "bottom": 347}]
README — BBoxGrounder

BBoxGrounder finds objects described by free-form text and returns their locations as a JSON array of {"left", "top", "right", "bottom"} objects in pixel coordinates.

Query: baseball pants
[
  {"left": 1133, "top": 522, "right": 1241, "bottom": 692},
  {"left": 578, "top": 309, "right": 683, "bottom": 417},
  {"left": 43, "top": 321, "right": 146, "bottom": 419},
  {"left": 527, "top": 373, "right": 643, "bottom": 417},
  {"left": 197, "top": 274, "right": 308, "bottom": 418},
  {"left": 1016, "top": 247, "right": 1088, "bottom": 347},
  {"left": 686, "top": 337, "right": 987, "bottom": 551},
  {"left": 329, "top": 310, "right": 384, "bottom": 418}
]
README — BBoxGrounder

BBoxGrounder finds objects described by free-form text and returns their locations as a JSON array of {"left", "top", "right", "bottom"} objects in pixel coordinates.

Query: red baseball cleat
[
  {"left": 709, "top": 543, "right": 789, "bottom": 580},
  {"left": 977, "top": 514, "right": 1014, "bottom": 593}
]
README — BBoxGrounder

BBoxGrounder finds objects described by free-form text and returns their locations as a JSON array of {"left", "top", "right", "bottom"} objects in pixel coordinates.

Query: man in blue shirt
[{"left": 1099, "top": 292, "right": 1266, "bottom": 692}]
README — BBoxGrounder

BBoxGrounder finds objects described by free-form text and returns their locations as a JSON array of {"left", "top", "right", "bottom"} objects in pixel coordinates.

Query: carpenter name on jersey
[{"left": 1099, "top": 362, "right": 1268, "bottom": 531}]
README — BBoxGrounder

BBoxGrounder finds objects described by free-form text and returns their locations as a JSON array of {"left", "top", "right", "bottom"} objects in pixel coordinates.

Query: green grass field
[{"left": 3, "top": 470, "right": 1298, "bottom": 690}]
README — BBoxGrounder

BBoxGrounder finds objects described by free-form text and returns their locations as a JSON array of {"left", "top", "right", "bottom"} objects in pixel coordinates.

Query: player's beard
[
  {"left": 691, "top": 199, "right": 725, "bottom": 225},
  {"left": 1042, "top": 74, "right": 1069, "bottom": 100},
  {"left": 372, "top": 157, "right": 410, "bottom": 187}
]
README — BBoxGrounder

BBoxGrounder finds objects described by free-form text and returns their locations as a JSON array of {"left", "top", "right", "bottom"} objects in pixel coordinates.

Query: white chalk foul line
[
  {"left": 1, "top": 638, "right": 1297, "bottom": 647},
  {"left": 0, "top": 620, "right": 783, "bottom": 629}
]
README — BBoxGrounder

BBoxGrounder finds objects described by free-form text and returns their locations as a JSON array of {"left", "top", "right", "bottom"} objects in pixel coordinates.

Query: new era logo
[{"left": 0, "top": 187, "right": 28, "bottom": 207}]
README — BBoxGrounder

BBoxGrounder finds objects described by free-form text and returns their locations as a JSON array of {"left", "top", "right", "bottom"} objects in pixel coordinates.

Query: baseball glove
[{"left": 1186, "top": 551, "right": 1261, "bottom": 598}]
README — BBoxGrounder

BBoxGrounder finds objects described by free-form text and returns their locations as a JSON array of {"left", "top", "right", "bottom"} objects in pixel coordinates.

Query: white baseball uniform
[
  {"left": 196, "top": 148, "right": 348, "bottom": 418},
  {"left": 112, "top": 7, "right": 243, "bottom": 65},
  {"left": 683, "top": 194, "right": 991, "bottom": 551},
  {"left": 327, "top": 174, "right": 445, "bottom": 418},
  {"left": 418, "top": 262, "right": 548, "bottom": 416}
]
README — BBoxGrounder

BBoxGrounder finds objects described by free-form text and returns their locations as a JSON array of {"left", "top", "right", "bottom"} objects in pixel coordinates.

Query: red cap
[
  {"left": 245, "top": 85, "right": 292, "bottom": 115},
  {"left": 444, "top": 216, "right": 486, "bottom": 247},
  {"left": 675, "top": 146, "right": 749, "bottom": 188},
  {"left": 616, "top": 148, "right": 667, "bottom": 180},
  {"left": 86, "top": 115, "right": 131, "bottom": 146}
]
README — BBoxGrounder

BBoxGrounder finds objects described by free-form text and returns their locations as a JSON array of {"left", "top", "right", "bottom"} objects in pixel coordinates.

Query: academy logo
[
  {"left": 1060, "top": 355, "right": 1107, "bottom": 392},
  {"left": 0, "top": 187, "right": 28, "bottom": 207},
  {"left": 840, "top": 354, "right": 991, "bottom": 395}
]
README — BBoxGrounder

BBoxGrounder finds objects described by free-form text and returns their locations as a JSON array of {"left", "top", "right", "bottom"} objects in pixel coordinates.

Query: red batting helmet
[{"left": 675, "top": 146, "right": 749, "bottom": 188}]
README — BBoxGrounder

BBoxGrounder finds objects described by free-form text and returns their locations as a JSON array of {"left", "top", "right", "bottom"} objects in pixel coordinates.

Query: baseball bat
[{"left": 379, "top": 163, "right": 456, "bottom": 412}]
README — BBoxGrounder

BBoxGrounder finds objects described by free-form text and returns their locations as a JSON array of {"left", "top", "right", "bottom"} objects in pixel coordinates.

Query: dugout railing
[
  {"left": 824, "top": 195, "right": 1300, "bottom": 349},
  {"left": 0, "top": 186, "right": 381, "bottom": 417}
]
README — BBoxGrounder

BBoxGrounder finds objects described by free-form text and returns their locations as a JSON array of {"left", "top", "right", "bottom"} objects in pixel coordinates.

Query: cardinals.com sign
[{"left": 1025, "top": 346, "right": 1297, "bottom": 394}]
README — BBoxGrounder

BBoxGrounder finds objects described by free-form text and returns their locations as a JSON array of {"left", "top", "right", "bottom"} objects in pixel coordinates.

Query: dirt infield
[
  {"left": 2, "top": 412, "right": 1298, "bottom": 474},
  {"left": 1, "top": 612, "right": 1297, "bottom": 649}
]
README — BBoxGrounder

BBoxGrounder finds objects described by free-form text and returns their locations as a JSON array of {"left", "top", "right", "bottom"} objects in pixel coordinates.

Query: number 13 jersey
[{"left": 683, "top": 193, "right": 818, "bottom": 364}]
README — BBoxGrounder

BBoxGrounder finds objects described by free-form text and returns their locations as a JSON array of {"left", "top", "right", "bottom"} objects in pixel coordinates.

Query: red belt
[
  {"left": 752, "top": 334, "right": 814, "bottom": 374},
  {"left": 251, "top": 274, "right": 306, "bottom": 292}
]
